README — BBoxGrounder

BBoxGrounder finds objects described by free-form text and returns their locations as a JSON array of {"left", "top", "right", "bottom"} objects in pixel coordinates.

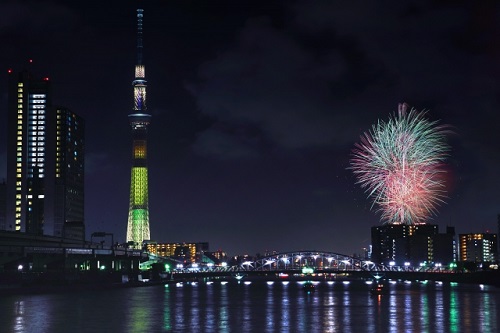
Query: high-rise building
[
  {"left": 53, "top": 107, "right": 85, "bottom": 237},
  {"left": 6, "top": 69, "right": 84, "bottom": 236},
  {"left": 458, "top": 233, "right": 498, "bottom": 263},
  {"left": 126, "top": 8, "right": 151, "bottom": 248},
  {"left": 371, "top": 223, "right": 455, "bottom": 266}
]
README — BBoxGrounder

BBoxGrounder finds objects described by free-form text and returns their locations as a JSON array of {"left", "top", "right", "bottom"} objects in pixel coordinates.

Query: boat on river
[
  {"left": 370, "top": 282, "right": 387, "bottom": 295},
  {"left": 303, "top": 282, "right": 315, "bottom": 293}
]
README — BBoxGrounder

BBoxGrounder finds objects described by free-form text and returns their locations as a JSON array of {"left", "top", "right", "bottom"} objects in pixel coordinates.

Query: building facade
[
  {"left": 146, "top": 242, "right": 209, "bottom": 263},
  {"left": 126, "top": 8, "right": 152, "bottom": 248},
  {"left": 6, "top": 70, "right": 84, "bottom": 237},
  {"left": 459, "top": 233, "right": 498, "bottom": 263},
  {"left": 53, "top": 107, "right": 85, "bottom": 237},
  {"left": 371, "top": 223, "right": 455, "bottom": 266}
]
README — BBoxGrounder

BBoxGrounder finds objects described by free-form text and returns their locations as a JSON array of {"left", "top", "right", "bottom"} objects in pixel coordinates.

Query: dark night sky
[{"left": 1, "top": 0, "right": 499, "bottom": 256}]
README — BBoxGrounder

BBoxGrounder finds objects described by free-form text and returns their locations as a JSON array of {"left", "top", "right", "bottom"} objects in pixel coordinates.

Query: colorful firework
[{"left": 349, "top": 104, "right": 450, "bottom": 224}]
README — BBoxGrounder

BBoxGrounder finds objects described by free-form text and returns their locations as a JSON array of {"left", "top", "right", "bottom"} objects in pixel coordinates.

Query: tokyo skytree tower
[{"left": 126, "top": 8, "right": 151, "bottom": 248}]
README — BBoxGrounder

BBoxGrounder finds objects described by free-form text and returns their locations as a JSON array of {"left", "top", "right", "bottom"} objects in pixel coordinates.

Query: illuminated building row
[
  {"left": 458, "top": 233, "right": 498, "bottom": 262},
  {"left": 371, "top": 224, "right": 456, "bottom": 266},
  {"left": 145, "top": 242, "right": 209, "bottom": 263}
]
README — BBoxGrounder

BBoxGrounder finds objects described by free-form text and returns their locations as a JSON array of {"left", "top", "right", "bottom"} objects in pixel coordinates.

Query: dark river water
[{"left": 0, "top": 280, "right": 498, "bottom": 332}]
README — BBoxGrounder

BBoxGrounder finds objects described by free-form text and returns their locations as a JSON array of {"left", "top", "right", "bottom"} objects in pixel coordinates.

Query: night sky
[{"left": 1, "top": 0, "right": 499, "bottom": 256}]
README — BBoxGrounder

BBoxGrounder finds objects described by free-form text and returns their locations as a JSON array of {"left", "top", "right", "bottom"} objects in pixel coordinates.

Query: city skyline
[{"left": 0, "top": 0, "right": 499, "bottom": 256}]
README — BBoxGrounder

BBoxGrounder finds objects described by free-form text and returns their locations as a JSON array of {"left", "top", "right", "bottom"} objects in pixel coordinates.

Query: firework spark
[{"left": 350, "top": 104, "right": 450, "bottom": 224}]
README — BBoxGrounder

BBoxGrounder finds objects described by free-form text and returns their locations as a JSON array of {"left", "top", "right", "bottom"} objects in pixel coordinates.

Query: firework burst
[{"left": 350, "top": 104, "right": 450, "bottom": 225}]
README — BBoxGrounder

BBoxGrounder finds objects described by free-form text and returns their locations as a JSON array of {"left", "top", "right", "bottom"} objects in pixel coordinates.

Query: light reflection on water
[{"left": 0, "top": 281, "right": 498, "bottom": 332}]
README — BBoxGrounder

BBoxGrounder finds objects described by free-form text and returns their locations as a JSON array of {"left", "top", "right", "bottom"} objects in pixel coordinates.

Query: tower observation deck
[{"left": 126, "top": 8, "right": 151, "bottom": 249}]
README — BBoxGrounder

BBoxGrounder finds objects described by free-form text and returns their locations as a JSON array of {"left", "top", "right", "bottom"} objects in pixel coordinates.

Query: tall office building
[
  {"left": 53, "top": 107, "right": 85, "bottom": 237},
  {"left": 6, "top": 69, "right": 84, "bottom": 236},
  {"left": 126, "top": 8, "right": 151, "bottom": 248}
]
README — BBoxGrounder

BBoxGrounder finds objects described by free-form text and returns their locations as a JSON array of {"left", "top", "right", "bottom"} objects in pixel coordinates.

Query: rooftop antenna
[{"left": 137, "top": 8, "right": 144, "bottom": 65}]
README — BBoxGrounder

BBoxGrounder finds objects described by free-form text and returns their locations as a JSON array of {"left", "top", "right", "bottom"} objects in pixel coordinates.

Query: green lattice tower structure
[{"left": 126, "top": 8, "right": 151, "bottom": 249}]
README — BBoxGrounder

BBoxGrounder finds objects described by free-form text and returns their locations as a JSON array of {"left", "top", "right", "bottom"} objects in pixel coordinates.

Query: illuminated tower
[{"left": 126, "top": 8, "right": 151, "bottom": 248}]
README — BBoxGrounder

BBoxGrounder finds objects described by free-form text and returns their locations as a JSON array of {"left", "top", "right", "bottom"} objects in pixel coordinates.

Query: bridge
[
  {"left": 180, "top": 250, "right": 384, "bottom": 272},
  {"left": 142, "top": 250, "right": 500, "bottom": 287}
]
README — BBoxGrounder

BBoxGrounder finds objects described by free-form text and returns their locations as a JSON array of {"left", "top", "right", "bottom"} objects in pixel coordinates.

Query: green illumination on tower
[{"left": 127, "top": 8, "right": 151, "bottom": 249}]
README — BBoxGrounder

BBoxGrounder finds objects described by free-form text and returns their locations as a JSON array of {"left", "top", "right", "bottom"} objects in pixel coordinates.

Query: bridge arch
[{"left": 236, "top": 250, "right": 385, "bottom": 272}]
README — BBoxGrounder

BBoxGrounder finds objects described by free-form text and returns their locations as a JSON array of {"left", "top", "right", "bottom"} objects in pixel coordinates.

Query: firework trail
[{"left": 350, "top": 104, "right": 450, "bottom": 225}]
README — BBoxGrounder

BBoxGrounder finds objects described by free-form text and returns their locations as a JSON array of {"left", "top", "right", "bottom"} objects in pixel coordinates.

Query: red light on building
[
  {"left": 43, "top": 77, "right": 49, "bottom": 81},
  {"left": 8, "top": 69, "right": 12, "bottom": 74}
]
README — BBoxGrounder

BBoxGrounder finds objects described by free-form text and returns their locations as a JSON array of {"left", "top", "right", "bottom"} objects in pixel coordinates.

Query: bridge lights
[
  {"left": 341, "top": 260, "right": 351, "bottom": 270},
  {"left": 327, "top": 257, "right": 334, "bottom": 267},
  {"left": 296, "top": 255, "right": 303, "bottom": 268},
  {"left": 242, "top": 261, "right": 253, "bottom": 269},
  {"left": 281, "top": 257, "right": 289, "bottom": 269},
  {"left": 264, "top": 259, "right": 275, "bottom": 266}
]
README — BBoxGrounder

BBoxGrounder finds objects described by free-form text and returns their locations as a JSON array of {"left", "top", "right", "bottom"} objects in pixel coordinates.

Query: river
[{"left": 0, "top": 279, "right": 498, "bottom": 332}]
